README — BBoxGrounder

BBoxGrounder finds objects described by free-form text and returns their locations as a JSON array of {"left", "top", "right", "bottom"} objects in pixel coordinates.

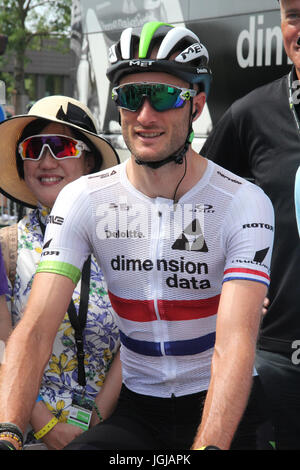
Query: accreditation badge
[{"left": 67, "top": 392, "right": 93, "bottom": 431}]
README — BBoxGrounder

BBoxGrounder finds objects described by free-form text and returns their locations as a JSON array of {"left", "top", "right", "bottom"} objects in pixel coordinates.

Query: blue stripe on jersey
[
  {"left": 223, "top": 276, "right": 269, "bottom": 287},
  {"left": 119, "top": 330, "right": 215, "bottom": 356}
]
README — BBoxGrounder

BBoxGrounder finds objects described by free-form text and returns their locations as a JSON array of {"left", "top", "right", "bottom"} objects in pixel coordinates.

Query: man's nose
[{"left": 136, "top": 97, "right": 158, "bottom": 124}]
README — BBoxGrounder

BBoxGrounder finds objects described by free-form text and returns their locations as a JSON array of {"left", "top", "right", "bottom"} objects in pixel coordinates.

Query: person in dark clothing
[{"left": 201, "top": 0, "right": 300, "bottom": 450}]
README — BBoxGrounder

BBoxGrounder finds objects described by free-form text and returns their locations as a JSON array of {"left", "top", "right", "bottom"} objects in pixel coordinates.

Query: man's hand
[
  {"left": 262, "top": 297, "right": 270, "bottom": 316},
  {"left": 41, "top": 422, "right": 84, "bottom": 450}
]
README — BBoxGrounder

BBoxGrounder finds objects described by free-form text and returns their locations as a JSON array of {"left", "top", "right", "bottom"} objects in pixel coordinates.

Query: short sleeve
[
  {"left": 222, "top": 183, "right": 275, "bottom": 288},
  {"left": 36, "top": 177, "right": 93, "bottom": 285}
]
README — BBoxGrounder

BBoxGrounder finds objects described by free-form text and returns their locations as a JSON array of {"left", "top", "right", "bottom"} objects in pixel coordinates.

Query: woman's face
[{"left": 23, "top": 122, "right": 94, "bottom": 208}]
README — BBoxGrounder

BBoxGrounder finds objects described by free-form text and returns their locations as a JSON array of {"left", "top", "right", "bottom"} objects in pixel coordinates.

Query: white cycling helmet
[{"left": 106, "top": 21, "right": 212, "bottom": 96}]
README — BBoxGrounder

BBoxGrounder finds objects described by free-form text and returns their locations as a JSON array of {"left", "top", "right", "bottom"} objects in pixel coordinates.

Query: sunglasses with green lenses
[{"left": 112, "top": 82, "right": 197, "bottom": 112}]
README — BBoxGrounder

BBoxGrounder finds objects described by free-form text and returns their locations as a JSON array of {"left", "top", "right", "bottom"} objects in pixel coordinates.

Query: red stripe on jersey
[
  {"left": 158, "top": 295, "right": 220, "bottom": 321},
  {"left": 108, "top": 291, "right": 220, "bottom": 322},
  {"left": 224, "top": 267, "right": 270, "bottom": 280},
  {"left": 108, "top": 291, "right": 156, "bottom": 322}
]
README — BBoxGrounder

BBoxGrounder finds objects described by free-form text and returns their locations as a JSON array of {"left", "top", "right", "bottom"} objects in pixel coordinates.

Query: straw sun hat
[{"left": 0, "top": 95, "right": 120, "bottom": 207}]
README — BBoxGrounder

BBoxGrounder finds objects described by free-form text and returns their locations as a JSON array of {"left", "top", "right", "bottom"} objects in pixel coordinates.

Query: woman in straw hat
[{"left": 0, "top": 95, "right": 121, "bottom": 450}]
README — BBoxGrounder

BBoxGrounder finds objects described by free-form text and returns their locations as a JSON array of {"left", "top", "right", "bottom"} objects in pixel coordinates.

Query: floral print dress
[{"left": 9, "top": 205, "right": 120, "bottom": 437}]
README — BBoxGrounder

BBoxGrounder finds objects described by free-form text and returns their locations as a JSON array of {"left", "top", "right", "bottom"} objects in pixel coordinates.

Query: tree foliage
[{"left": 0, "top": 0, "right": 72, "bottom": 113}]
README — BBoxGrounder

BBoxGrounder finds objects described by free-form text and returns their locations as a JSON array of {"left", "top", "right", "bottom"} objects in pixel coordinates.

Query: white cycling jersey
[{"left": 37, "top": 159, "right": 274, "bottom": 397}]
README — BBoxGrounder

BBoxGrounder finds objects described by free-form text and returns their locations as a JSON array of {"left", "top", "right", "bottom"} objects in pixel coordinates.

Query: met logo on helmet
[
  {"left": 129, "top": 60, "right": 155, "bottom": 67},
  {"left": 177, "top": 43, "right": 207, "bottom": 63}
]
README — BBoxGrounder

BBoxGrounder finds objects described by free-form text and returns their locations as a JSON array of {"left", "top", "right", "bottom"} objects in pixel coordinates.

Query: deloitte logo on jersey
[
  {"left": 104, "top": 229, "right": 145, "bottom": 239},
  {"left": 96, "top": 199, "right": 206, "bottom": 242}
]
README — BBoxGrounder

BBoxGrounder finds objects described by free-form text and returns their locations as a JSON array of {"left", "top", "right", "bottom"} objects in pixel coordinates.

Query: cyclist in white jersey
[{"left": 0, "top": 21, "right": 274, "bottom": 451}]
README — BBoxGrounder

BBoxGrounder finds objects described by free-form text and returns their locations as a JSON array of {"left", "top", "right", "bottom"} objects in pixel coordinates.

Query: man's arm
[
  {"left": 192, "top": 279, "right": 266, "bottom": 450},
  {"left": 0, "top": 272, "right": 75, "bottom": 441}
]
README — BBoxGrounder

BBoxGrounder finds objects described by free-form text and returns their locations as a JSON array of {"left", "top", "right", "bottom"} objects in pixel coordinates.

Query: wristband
[
  {"left": 92, "top": 403, "right": 104, "bottom": 423},
  {"left": 0, "top": 432, "right": 22, "bottom": 449},
  {"left": 0, "top": 423, "right": 23, "bottom": 447},
  {"left": 33, "top": 416, "right": 58, "bottom": 440},
  {"left": 0, "top": 439, "right": 17, "bottom": 450}
]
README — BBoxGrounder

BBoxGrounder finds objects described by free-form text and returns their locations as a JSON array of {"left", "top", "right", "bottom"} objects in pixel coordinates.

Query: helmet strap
[{"left": 134, "top": 101, "right": 195, "bottom": 169}]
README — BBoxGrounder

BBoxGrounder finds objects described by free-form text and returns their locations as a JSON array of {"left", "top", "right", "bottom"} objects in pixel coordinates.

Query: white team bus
[{"left": 70, "top": 0, "right": 289, "bottom": 159}]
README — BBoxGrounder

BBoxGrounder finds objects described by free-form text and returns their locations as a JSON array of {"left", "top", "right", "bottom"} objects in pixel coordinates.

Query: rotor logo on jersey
[
  {"left": 243, "top": 222, "right": 273, "bottom": 231},
  {"left": 172, "top": 219, "right": 208, "bottom": 252},
  {"left": 43, "top": 250, "right": 60, "bottom": 256}
]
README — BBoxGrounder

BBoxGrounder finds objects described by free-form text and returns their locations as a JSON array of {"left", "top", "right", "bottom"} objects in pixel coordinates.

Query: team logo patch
[
  {"left": 172, "top": 219, "right": 208, "bottom": 252},
  {"left": 253, "top": 247, "right": 269, "bottom": 264}
]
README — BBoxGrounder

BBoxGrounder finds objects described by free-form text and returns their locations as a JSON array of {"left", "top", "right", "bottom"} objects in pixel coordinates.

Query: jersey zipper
[
  {"left": 152, "top": 200, "right": 178, "bottom": 395},
  {"left": 152, "top": 204, "right": 165, "bottom": 355}
]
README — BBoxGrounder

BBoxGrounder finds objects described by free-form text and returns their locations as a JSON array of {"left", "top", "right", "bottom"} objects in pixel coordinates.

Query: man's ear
[{"left": 192, "top": 92, "right": 206, "bottom": 121}]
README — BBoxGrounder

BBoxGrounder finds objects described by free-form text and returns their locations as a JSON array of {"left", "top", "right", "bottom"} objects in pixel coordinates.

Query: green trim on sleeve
[{"left": 36, "top": 261, "right": 81, "bottom": 285}]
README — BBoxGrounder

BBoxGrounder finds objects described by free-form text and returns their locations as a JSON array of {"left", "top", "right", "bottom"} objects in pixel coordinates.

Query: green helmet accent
[
  {"left": 139, "top": 21, "right": 173, "bottom": 58},
  {"left": 107, "top": 21, "right": 212, "bottom": 97}
]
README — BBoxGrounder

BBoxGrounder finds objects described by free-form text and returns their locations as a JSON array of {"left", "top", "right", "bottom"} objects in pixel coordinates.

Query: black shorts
[{"left": 64, "top": 385, "right": 207, "bottom": 450}]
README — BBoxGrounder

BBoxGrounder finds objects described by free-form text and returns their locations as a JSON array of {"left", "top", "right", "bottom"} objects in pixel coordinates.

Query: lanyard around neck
[{"left": 37, "top": 213, "right": 91, "bottom": 387}]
